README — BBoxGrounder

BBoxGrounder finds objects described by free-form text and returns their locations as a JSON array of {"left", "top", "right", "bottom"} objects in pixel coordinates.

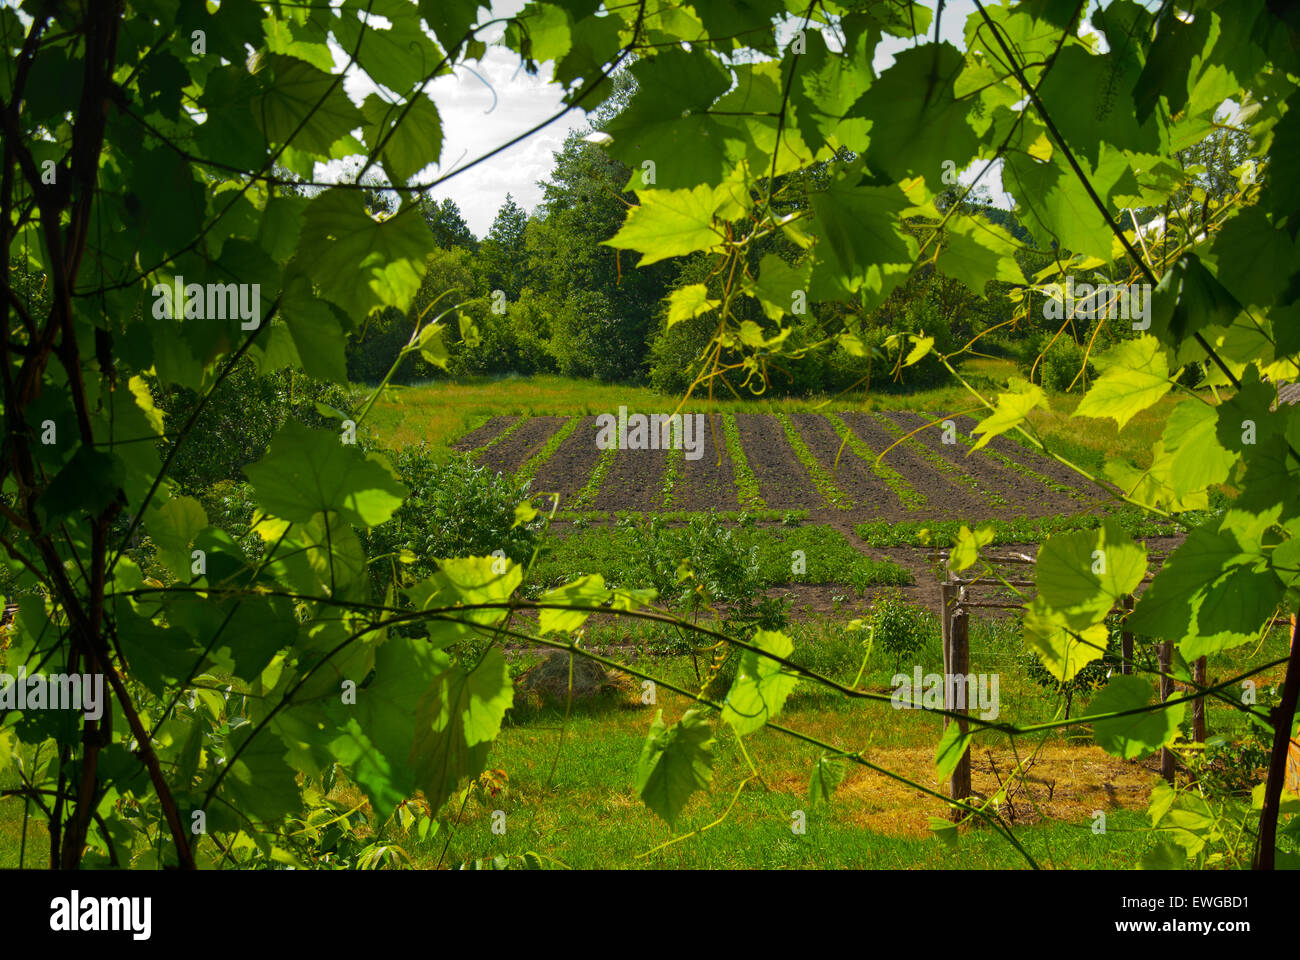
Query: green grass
[
  {"left": 660, "top": 446, "right": 684, "bottom": 508},
  {"left": 555, "top": 509, "right": 810, "bottom": 524},
  {"left": 515, "top": 416, "right": 579, "bottom": 486},
  {"left": 721, "top": 413, "right": 764, "bottom": 509},
  {"left": 871, "top": 412, "right": 1009, "bottom": 508},
  {"left": 854, "top": 507, "right": 1181, "bottom": 547},
  {"left": 528, "top": 523, "right": 911, "bottom": 592},
  {"left": 827, "top": 413, "right": 926, "bottom": 510},
  {"left": 774, "top": 413, "right": 851, "bottom": 509}
]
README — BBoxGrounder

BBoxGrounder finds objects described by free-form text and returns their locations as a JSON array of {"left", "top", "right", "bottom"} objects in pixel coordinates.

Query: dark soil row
[
  {"left": 594, "top": 445, "right": 667, "bottom": 511},
  {"left": 840, "top": 412, "right": 996, "bottom": 519},
  {"left": 936, "top": 413, "right": 1099, "bottom": 504},
  {"left": 880, "top": 412, "right": 1086, "bottom": 517},
  {"left": 672, "top": 415, "right": 739, "bottom": 510},
  {"left": 788, "top": 413, "right": 910, "bottom": 520},
  {"left": 478, "top": 415, "right": 569, "bottom": 476},
  {"left": 456, "top": 412, "right": 1108, "bottom": 520},
  {"left": 532, "top": 415, "right": 601, "bottom": 507},
  {"left": 735, "top": 413, "right": 820, "bottom": 509},
  {"left": 452, "top": 415, "right": 519, "bottom": 453}
]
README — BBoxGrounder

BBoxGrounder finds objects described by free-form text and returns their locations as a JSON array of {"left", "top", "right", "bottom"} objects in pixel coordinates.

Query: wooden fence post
[
  {"left": 1121, "top": 594, "right": 1135, "bottom": 675},
  {"left": 940, "top": 580, "right": 953, "bottom": 681},
  {"left": 947, "top": 585, "right": 972, "bottom": 820},
  {"left": 1157, "top": 641, "right": 1176, "bottom": 784},
  {"left": 1288, "top": 614, "right": 1300, "bottom": 797}
]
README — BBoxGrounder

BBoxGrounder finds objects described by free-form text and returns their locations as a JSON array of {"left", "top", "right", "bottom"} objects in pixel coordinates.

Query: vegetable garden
[{"left": 459, "top": 411, "right": 1100, "bottom": 520}]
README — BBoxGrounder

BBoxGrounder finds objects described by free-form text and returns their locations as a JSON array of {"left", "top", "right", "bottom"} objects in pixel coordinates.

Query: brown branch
[{"left": 1254, "top": 612, "right": 1300, "bottom": 869}]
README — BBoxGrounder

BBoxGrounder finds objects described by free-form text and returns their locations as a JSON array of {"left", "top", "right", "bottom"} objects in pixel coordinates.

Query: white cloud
[{"left": 422, "top": 44, "right": 591, "bottom": 237}]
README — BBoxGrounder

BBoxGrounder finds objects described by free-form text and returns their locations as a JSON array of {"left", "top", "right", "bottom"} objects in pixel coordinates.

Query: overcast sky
[
  {"left": 414, "top": 2, "right": 588, "bottom": 237},
  {"left": 339, "top": 0, "right": 1038, "bottom": 237}
]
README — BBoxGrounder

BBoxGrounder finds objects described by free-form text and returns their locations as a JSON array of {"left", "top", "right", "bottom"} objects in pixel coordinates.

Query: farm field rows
[{"left": 456, "top": 411, "right": 1102, "bottom": 523}]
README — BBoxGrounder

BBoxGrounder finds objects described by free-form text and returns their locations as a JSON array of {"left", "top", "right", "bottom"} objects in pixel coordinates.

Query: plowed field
[{"left": 459, "top": 411, "right": 1101, "bottom": 523}]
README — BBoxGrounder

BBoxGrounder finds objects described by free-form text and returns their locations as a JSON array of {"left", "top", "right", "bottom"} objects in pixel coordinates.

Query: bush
[
  {"left": 1020, "top": 615, "right": 1131, "bottom": 718},
  {"left": 869, "top": 587, "right": 930, "bottom": 671},
  {"left": 365, "top": 450, "right": 543, "bottom": 592},
  {"left": 156, "top": 361, "right": 358, "bottom": 492},
  {"left": 1021, "top": 334, "right": 1096, "bottom": 393}
]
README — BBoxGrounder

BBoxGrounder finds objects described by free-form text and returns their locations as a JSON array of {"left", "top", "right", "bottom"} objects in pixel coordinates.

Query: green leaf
[
  {"left": 747, "top": 253, "right": 810, "bottom": 322},
  {"left": 721, "top": 628, "right": 798, "bottom": 735},
  {"left": 410, "top": 647, "right": 515, "bottom": 814},
  {"left": 244, "top": 420, "right": 408, "bottom": 527},
  {"left": 538, "top": 574, "right": 611, "bottom": 634},
  {"left": 788, "top": 26, "right": 874, "bottom": 153},
  {"left": 279, "top": 273, "right": 350, "bottom": 383},
  {"left": 934, "top": 722, "right": 972, "bottom": 781},
  {"left": 850, "top": 44, "right": 979, "bottom": 191},
  {"left": 1160, "top": 398, "right": 1235, "bottom": 499},
  {"left": 1127, "top": 509, "right": 1284, "bottom": 658},
  {"left": 970, "top": 379, "right": 1047, "bottom": 451},
  {"left": 665, "top": 283, "right": 720, "bottom": 328},
  {"left": 416, "top": 322, "right": 450, "bottom": 369},
  {"left": 251, "top": 54, "right": 364, "bottom": 156},
  {"left": 407, "top": 557, "right": 522, "bottom": 643},
  {"left": 635, "top": 708, "right": 715, "bottom": 829},
  {"left": 295, "top": 188, "right": 436, "bottom": 318},
  {"left": 1037, "top": 45, "right": 1161, "bottom": 168},
  {"left": 115, "top": 608, "right": 199, "bottom": 698},
  {"left": 1073, "top": 336, "right": 1172, "bottom": 430},
  {"left": 1103, "top": 440, "right": 1209, "bottom": 514},
  {"left": 215, "top": 727, "right": 303, "bottom": 826},
  {"left": 1085, "top": 675, "right": 1184, "bottom": 760},
  {"left": 809, "top": 753, "right": 846, "bottom": 807},
  {"left": 937, "top": 218, "right": 1027, "bottom": 295},
  {"left": 929, "top": 816, "right": 959, "bottom": 850},
  {"left": 335, "top": 0, "right": 443, "bottom": 95},
  {"left": 38, "top": 445, "right": 124, "bottom": 527},
  {"left": 348, "top": 633, "right": 444, "bottom": 813},
  {"left": 1207, "top": 206, "right": 1297, "bottom": 308},
  {"left": 603, "top": 184, "right": 731, "bottom": 266},
  {"left": 1148, "top": 253, "right": 1241, "bottom": 350},
  {"left": 168, "top": 594, "right": 298, "bottom": 681},
  {"left": 1003, "top": 148, "right": 1119, "bottom": 262},
  {"left": 809, "top": 176, "right": 914, "bottom": 294},
  {"left": 361, "top": 93, "right": 443, "bottom": 183},
  {"left": 1022, "top": 601, "right": 1110, "bottom": 682},
  {"left": 949, "top": 524, "right": 993, "bottom": 572},
  {"left": 1035, "top": 521, "right": 1147, "bottom": 620},
  {"left": 145, "top": 495, "right": 208, "bottom": 579}
]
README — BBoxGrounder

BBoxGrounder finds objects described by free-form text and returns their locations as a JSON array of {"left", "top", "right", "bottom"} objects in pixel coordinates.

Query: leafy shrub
[
  {"left": 366, "top": 450, "right": 543, "bottom": 591},
  {"left": 1021, "top": 334, "right": 1096, "bottom": 393},
  {"left": 870, "top": 587, "right": 931, "bottom": 671},
  {"left": 1020, "top": 615, "right": 1131, "bottom": 718},
  {"left": 157, "top": 361, "right": 357, "bottom": 492}
]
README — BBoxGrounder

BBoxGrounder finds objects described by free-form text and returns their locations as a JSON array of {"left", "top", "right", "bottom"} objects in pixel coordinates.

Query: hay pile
[{"left": 516, "top": 651, "right": 621, "bottom": 703}]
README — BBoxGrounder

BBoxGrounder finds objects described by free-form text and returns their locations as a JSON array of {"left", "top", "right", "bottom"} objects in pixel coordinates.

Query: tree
[
  {"left": 477, "top": 193, "right": 530, "bottom": 299},
  {"left": 422, "top": 196, "right": 478, "bottom": 250}
]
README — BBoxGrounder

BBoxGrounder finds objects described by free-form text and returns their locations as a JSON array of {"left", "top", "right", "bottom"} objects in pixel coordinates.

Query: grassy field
[{"left": 275, "top": 617, "right": 1291, "bottom": 870}]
